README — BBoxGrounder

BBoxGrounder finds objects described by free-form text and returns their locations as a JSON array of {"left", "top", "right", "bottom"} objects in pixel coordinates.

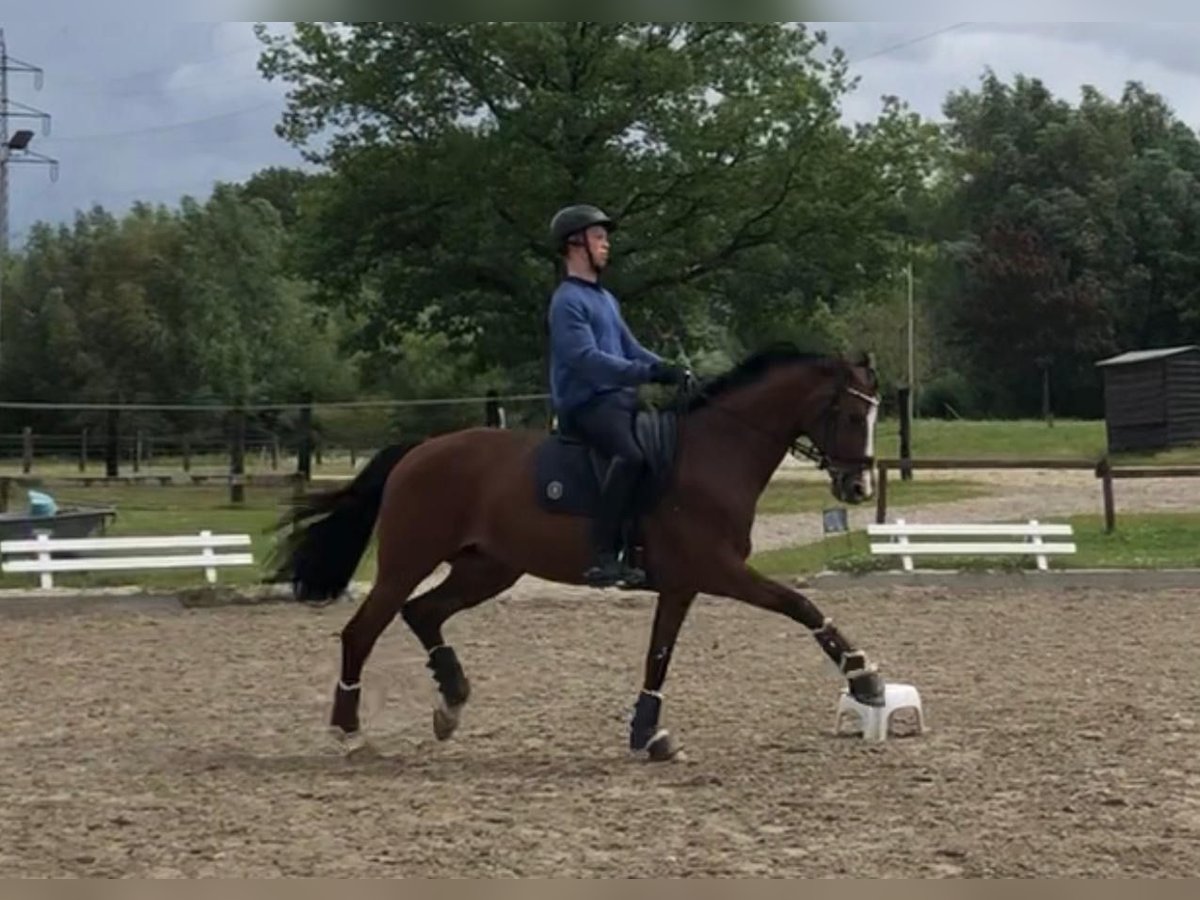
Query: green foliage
[
  {"left": 0, "top": 189, "right": 352, "bottom": 439},
  {"left": 256, "top": 22, "right": 931, "bottom": 382},
  {"left": 916, "top": 369, "right": 980, "bottom": 419},
  {"left": 927, "top": 70, "right": 1200, "bottom": 417},
  {"left": 12, "top": 27, "right": 1200, "bottom": 434}
]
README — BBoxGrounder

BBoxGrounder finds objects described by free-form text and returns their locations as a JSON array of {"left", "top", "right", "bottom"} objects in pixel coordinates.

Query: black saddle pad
[{"left": 534, "top": 409, "right": 678, "bottom": 517}]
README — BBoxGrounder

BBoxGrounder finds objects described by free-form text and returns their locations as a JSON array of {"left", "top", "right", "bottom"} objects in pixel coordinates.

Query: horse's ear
[
  {"left": 850, "top": 349, "right": 878, "bottom": 389},
  {"left": 851, "top": 349, "right": 874, "bottom": 369}
]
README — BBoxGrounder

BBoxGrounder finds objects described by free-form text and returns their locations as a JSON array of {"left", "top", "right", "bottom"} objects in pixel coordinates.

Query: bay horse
[{"left": 267, "top": 345, "right": 885, "bottom": 761}]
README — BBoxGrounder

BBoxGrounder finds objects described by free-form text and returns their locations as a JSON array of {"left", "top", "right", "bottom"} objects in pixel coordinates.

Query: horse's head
[
  {"left": 678, "top": 344, "right": 881, "bottom": 505},
  {"left": 792, "top": 352, "right": 880, "bottom": 504}
]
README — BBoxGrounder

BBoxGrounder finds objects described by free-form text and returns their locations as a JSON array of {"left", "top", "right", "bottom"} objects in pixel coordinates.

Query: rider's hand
[{"left": 649, "top": 362, "right": 689, "bottom": 385}]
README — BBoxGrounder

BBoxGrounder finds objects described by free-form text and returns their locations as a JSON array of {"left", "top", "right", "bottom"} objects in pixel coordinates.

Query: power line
[
  {"left": 47, "top": 99, "right": 280, "bottom": 143},
  {"left": 846, "top": 22, "right": 972, "bottom": 66},
  {"left": 48, "top": 42, "right": 264, "bottom": 91}
]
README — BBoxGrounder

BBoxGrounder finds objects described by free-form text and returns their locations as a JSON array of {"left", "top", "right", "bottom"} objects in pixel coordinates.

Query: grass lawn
[
  {"left": 1, "top": 472, "right": 994, "bottom": 593},
  {"left": 2, "top": 454, "right": 1195, "bottom": 592},
  {"left": 873, "top": 418, "right": 1200, "bottom": 465},
  {"left": 757, "top": 477, "right": 991, "bottom": 514},
  {"left": 749, "top": 512, "right": 1200, "bottom": 577},
  {"left": 0, "top": 483, "right": 381, "bottom": 592}
]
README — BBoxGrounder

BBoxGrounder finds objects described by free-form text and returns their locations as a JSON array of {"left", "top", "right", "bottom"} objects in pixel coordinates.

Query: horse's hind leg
[
  {"left": 330, "top": 565, "right": 437, "bottom": 751},
  {"left": 400, "top": 548, "right": 520, "bottom": 740}
]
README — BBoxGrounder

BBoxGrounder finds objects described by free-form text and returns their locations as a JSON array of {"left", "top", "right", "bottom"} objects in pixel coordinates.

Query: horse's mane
[{"left": 680, "top": 342, "right": 840, "bottom": 413}]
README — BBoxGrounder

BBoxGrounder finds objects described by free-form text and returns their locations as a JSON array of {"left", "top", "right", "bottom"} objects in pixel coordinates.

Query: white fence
[
  {"left": 0, "top": 529, "right": 254, "bottom": 589},
  {"left": 867, "top": 519, "right": 1077, "bottom": 571}
]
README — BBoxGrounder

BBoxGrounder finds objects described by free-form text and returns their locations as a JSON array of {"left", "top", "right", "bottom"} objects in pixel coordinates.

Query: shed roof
[{"left": 1095, "top": 345, "right": 1200, "bottom": 367}]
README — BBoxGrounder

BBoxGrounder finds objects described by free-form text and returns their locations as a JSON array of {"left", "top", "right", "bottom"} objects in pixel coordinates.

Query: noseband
[{"left": 790, "top": 373, "right": 879, "bottom": 474}]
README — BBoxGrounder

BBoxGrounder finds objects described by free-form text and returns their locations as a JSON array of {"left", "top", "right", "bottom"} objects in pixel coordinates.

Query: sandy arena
[{"left": 3, "top": 575, "right": 1199, "bottom": 877}]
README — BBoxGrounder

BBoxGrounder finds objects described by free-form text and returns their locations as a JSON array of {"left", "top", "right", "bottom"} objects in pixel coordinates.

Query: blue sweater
[{"left": 547, "top": 276, "right": 661, "bottom": 414}]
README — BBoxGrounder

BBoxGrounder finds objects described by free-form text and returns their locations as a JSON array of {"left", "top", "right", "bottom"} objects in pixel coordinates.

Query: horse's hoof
[
  {"left": 850, "top": 670, "right": 887, "bottom": 708},
  {"left": 329, "top": 726, "right": 374, "bottom": 757},
  {"left": 633, "top": 729, "right": 682, "bottom": 762},
  {"left": 432, "top": 700, "right": 463, "bottom": 741}
]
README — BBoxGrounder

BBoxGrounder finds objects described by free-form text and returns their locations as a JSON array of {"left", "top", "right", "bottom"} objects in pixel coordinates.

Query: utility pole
[
  {"left": 1, "top": 27, "right": 58, "bottom": 366},
  {"left": 906, "top": 257, "right": 915, "bottom": 422}
]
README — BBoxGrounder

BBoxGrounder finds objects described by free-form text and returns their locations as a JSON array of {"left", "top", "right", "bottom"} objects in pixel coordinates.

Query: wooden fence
[{"left": 874, "top": 456, "right": 1200, "bottom": 533}]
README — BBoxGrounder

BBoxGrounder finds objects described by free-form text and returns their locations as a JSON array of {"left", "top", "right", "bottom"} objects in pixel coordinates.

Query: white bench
[
  {"left": 867, "top": 519, "right": 1076, "bottom": 572},
  {"left": 0, "top": 530, "right": 254, "bottom": 589}
]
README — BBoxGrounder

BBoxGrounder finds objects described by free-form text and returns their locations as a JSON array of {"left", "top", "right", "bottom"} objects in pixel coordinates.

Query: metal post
[
  {"left": 906, "top": 258, "right": 915, "bottom": 422},
  {"left": 230, "top": 406, "right": 246, "bottom": 505},
  {"left": 0, "top": 29, "right": 57, "bottom": 366},
  {"left": 1, "top": 27, "right": 9, "bottom": 363}
]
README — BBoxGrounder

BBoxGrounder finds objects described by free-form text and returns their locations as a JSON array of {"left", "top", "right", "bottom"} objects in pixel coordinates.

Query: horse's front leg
[
  {"left": 628, "top": 591, "right": 695, "bottom": 761},
  {"left": 707, "top": 556, "right": 886, "bottom": 706}
]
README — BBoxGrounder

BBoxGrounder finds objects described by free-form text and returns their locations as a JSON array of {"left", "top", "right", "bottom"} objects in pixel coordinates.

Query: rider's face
[{"left": 584, "top": 225, "right": 610, "bottom": 269}]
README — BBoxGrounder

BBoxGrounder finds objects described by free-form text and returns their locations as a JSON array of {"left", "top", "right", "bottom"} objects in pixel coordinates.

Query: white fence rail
[
  {"left": 867, "top": 519, "right": 1077, "bottom": 572},
  {"left": 1, "top": 529, "right": 254, "bottom": 589}
]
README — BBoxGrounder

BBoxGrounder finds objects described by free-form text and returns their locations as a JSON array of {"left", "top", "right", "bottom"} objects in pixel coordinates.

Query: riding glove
[{"left": 648, "top": 362, "right": 690, "bottom": 385}]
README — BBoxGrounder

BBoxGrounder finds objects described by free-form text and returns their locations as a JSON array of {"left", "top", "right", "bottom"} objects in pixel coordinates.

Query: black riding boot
[{"left": 583, "top": 457, "right": 646, "bottom": 589}]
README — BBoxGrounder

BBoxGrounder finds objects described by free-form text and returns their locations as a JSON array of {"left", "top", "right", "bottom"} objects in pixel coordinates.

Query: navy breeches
[{"left": 562, "top": 392, "right": 645, "bottom": 466}]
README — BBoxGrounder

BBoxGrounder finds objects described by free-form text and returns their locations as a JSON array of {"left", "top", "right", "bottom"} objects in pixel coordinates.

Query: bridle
[
  {"left": 678, "top": 364, "right": 880, "bottom": 474},
  {"left": 790, "top": 368, "right": 880, "bottom": 474}
]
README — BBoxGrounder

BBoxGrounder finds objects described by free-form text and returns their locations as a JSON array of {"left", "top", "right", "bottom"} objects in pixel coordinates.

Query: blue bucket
[{"left": 27, "top": 489, "right": 58, "bottom": 517}]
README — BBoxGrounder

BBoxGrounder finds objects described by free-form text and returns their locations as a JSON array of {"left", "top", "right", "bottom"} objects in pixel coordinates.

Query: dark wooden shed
[{"left": 1095, "top": 345, "right": 1200, "bottom": 452}]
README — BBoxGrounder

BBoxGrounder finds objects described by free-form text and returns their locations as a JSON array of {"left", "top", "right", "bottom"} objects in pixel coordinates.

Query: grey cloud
[
  {"left": 824, "top": 21, "right": 1200, "bottom": 127},
  {"left": 951, "top": 23, "right": 1200, "bottom": 78},
  {"left": 828, "top": 0, "right": 1197, "bottom": 19},
  {"left": 9, "top": 19, "right": 1200, "bottom": 247},
  {"left": 4, "top": 21, "right": 305, "bottom": 245}
]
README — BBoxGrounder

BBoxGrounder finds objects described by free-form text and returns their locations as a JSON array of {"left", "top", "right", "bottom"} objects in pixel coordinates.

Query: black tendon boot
[{"left": 583, "top": 457, "right": 646, "bottom": 589}]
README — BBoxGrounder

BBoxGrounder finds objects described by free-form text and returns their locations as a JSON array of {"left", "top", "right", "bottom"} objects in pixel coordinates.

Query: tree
[
  {"left": 929, "top": 71, "right": 1200, "bottom": 416},
  {"left": 948, "top": 223, "right": 1112, "bottom": 416},
  {"left": 256, "top": 22, "right": 931, "bottom": 382},
  {"left": 0, "top": 188, "right": 353, "bottom": 439}
]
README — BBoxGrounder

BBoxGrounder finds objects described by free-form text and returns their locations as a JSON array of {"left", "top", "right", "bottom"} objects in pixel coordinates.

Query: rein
[{"left": 674, "top": 367, "right": 879, "bottom": 473}]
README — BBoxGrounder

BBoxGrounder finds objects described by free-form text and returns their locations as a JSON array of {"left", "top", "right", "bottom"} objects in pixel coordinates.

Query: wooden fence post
[
  {"left": 897, "top": 386, "right": 913, "bottom": 482},
  {"left": 105, "top": 405, "right": 120, "bottom": 478},
  {"left": 875, "top": 463, "right": 889, "bottom": 524},
  {"left": 1096, "top": 457, "right": 1116, "bottom": 533},
  {"left": 230, "top": 406, "right": 246, "bottom": 505},
  {"left": 297, "top": 395, "right": 313, "bottom": 482}
]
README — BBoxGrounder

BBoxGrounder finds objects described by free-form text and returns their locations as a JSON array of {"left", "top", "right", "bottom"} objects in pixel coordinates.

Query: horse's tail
[{"left": 265, "top": 441, "right": 420, "bottom": 603}]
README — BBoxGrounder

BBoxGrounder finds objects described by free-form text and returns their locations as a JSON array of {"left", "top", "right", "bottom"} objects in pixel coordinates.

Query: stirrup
[{"left": 583, "top": 556, "right": 645, "bottom": 589}]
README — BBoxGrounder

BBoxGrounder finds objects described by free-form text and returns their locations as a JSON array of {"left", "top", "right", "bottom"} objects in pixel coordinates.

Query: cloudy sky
[{"left": 5, "top": 20, "right": 1200, "bottom": 248}]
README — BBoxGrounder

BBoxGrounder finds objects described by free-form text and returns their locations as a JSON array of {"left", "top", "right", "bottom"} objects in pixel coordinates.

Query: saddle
[{"left": 533, "top": 408, "right": 680, "bottom": 567}]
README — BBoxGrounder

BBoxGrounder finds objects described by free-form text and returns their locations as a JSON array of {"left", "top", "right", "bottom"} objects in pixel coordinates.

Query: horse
[{"left": 266, "top": 344, "right": 885, "bottom": 761}]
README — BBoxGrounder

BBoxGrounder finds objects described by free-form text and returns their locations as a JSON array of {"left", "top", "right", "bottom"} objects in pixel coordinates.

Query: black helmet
[{"left": 549, "top": 203, "right": 616, "bottom": 250}]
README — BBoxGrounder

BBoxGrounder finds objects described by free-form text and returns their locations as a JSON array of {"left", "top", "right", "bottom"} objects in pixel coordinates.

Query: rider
[{"left": 546, "top": 203, "right": 689, "bottom": 588}]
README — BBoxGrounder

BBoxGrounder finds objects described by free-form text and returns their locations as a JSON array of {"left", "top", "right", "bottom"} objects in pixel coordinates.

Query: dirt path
[{"left": 3, "top": 585, "right": 1199, "bottom": 877}]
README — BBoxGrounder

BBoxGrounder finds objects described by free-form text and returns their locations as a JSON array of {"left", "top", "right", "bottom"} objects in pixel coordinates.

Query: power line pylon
[{"left": 1, "top": 26, "right": 59, "bottom": 364}]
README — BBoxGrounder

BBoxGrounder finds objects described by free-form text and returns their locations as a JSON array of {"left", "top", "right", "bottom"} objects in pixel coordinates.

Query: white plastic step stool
[{"left": 834, "top": 682, "right": 924, "bottom": 742}]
